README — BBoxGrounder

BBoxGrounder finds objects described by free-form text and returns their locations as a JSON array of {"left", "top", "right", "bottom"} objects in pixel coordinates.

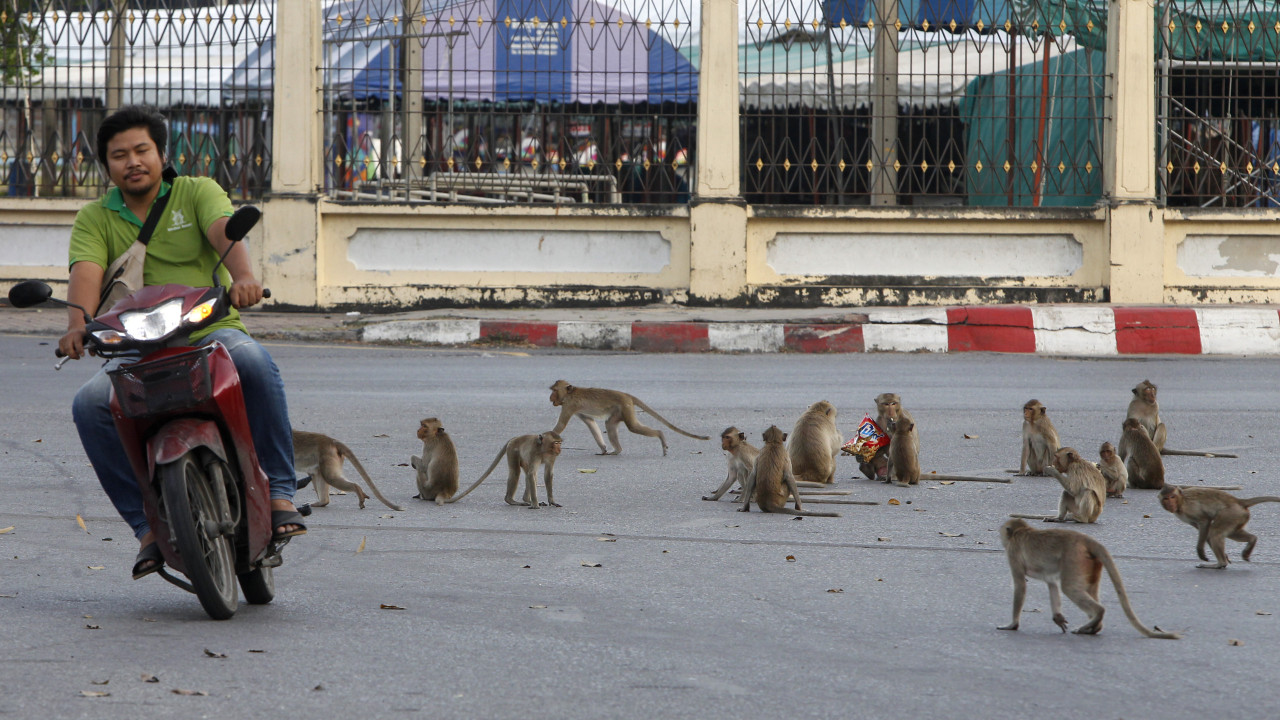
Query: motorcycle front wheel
[{"left": 162, "top": 453, "right": 238, "bottom": 620}]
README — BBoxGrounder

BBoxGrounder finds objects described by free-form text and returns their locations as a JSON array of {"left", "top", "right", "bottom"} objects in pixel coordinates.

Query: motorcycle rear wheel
[
  {"left": 238, "top": 566, "right": 275, "bottom": 605},
  {"left": 162, "top": 453, "right": 238, "bottom": 620}
]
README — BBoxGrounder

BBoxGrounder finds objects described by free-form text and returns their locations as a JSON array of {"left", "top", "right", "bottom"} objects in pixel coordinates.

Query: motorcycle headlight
[{"left": 119, "top": 298, "right": 185, "bottom": 341}]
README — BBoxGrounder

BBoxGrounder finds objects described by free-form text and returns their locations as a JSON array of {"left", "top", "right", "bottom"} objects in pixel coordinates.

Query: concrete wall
[{"left": 3, "top": 0, "right": 1278, "bottom": 309}]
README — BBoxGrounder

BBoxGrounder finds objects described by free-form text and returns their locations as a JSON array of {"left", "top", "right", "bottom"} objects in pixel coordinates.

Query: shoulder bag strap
[{"left": 136, "top": 166, "right": 179, "bottom": 246}]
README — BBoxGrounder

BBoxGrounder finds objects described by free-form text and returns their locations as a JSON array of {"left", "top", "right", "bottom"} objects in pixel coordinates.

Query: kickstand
[{"left": 157, "top": 567, "right": 195, "bottom": 594}]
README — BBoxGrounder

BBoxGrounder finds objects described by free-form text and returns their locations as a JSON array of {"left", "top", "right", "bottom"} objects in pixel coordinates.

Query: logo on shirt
[{"left": 168, "top": 208, "right": 193, "bottom": 232}]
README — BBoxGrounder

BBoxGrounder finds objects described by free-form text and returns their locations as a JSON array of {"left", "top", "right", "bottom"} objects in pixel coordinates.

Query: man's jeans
[{"left": 71, "top": 328, "right": 295, "bottom": 539}]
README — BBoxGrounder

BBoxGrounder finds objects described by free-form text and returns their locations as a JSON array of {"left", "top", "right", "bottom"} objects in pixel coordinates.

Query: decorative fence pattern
[{"left": 0, "top": 0, "right": 274, "bottom": 200}]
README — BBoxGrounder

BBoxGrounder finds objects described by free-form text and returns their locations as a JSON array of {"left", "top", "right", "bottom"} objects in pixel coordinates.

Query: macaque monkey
[
  {"left": 548, "top": 380, "right": 708, "bottom": 456},
  {"left": 1018, "top": 400, "right": 1059, "bottom": 476},
  {"left": 1126, "top": 380, "right": 1167, "bottom": 452},
  {"left": 704, "top": 427, "right": 760, "bottom": 501},
  {"left": 1043, "top": 447, "right": 1105, "bottom": 523},
  {"left": 1097, "top": 442, "right": 1128, "bottom": 498},
  {"left": 788, "top": 400, "right": 843, "bottom": 485},
  {"left": 887, "top": 418, "right": 920, "bottom": 486},
  {"left": 1158, "top": 486, "right": 1280, "bottom": 569},
  {"left": 859, "top": 393, "right": 913, "bottom": 480},
  {"left": 997, "top": 519, "right": 1180, "bottom": 639},
  {"left": 447, "top": 431, "right": 563, "bottom": 508},
  {"left": 411, "top": 418, "right": 459, "bottom": 505},
  {"left": 292, "top": 430, "right": 405, "bottom": 511},
  {"left": 739, "top": 426, "right": 840, "bottom": 517},
  {"left": 1118, "top": 418, "right": 1165, "bottom": 490}
]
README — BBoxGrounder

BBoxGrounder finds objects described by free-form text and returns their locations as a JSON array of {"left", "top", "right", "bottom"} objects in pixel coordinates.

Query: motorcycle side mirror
[
  {"left": 225, "top": 205, "right": 261, "bottom": 243},
  {"left": 7, "top": 280, "right": 53, "bottom": 308}
]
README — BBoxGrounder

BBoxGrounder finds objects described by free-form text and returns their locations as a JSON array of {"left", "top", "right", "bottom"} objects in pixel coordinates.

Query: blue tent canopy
[{"left": 225, "top": 0, "right": 698, "bottom": 104}]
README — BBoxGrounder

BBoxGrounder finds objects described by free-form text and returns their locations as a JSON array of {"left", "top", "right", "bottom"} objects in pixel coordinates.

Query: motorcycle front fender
[{"left": 147, "top": 418, "right": 229, "bottom": 478}]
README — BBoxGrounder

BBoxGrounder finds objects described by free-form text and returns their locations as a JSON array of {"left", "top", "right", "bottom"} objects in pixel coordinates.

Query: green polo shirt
[{"left": 69, "top": 176, "right": 245, "bottom": 340}]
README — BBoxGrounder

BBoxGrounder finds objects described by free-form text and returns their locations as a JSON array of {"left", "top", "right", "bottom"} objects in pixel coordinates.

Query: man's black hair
[{"left": 96, "top": 105, "right": 168, "bottom": 166}]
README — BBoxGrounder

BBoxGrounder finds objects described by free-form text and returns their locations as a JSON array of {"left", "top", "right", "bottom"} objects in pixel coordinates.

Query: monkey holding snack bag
[{"left": 843, "top": 416, "right": 890, "bottom": 479}]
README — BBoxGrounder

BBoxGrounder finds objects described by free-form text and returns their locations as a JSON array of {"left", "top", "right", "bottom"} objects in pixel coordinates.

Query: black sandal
[
  {"left": 271, "top": 509, "right": 308, "bottom": 541},
  {"left": 132, "top": 542, "right": 164, "bottom": 580}
]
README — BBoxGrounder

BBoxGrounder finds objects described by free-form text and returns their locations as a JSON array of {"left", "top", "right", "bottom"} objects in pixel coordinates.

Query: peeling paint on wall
[
  {"left": 766, "top": 233, "right": 1082, "bottom": 277},
  {"left": 1178, "top": 235, "right": 1280, "bottom": 277},
  {"left": 347, "top": 228, "right": 672, "bottom": 274},
  {"left": 0, "top": 225, "right": 70, "bottom": 266}
]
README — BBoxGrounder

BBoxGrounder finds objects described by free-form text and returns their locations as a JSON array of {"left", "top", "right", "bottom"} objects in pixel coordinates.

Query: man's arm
[
  {"left": 58, "top": 261, "right": 104, "bottom": 359},
  {"left": 205, "top": 215, "right": 263, "bottom": 309}
]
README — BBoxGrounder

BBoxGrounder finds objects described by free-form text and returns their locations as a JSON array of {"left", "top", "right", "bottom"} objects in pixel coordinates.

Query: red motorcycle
[{"left": 8, "top": 206, "right": 294, "bottom": 619}]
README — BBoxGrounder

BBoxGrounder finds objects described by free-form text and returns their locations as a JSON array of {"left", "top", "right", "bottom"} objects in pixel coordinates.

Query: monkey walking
[
  {"left": 1043, "top": 447, "right": 1105, "bottom": 523},
  {"left": 1096, "top": 442, "right": 1128, "bottom": 498},
  {"left": 292, "top": 430, "right": 405, "bottom": 511},
  {"left": 411, "top": 418, "right": 459, "bottom": 505},
  {"left": 447, "top": 431, "right": 563, "bottom": 508},
  {"left": 549, "top": 380, "right": 708, "bottom": 456},
  {"left": 997, "top": 519, "right": 1181, "bottom": 639},
  {"left": 1158, "top": 486, "right": 1280, "bottom": 569},
  {"left": 739, "top": 426, "right": 840, "bottom": 517},
  {"left": 1118, "top": 418, "right": 1165, "bottom": 490},
  {"left": 788, "top": 400, "right": 844, "bottom": 485}
]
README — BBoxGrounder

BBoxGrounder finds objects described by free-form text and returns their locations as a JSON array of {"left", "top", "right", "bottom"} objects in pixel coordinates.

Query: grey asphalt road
[{"left": 2, "top": 335, "right": 1277, "bottom": 719}]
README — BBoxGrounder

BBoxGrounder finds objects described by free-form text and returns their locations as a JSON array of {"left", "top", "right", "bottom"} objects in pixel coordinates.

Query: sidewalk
[{"left": 4, "top": 302, "right": 1280, "bottom": 355}]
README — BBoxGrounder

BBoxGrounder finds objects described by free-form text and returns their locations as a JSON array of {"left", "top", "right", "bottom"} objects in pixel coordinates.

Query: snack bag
[{"left": 841, "top": 415, "right": 889, "bottom": 461}]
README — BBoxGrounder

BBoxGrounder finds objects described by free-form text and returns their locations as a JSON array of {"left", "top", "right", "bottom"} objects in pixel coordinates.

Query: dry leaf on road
[
  {"left": 203, "top": 649, "right": 227, "bottom": 659},
  {"left": 172, "top": 689, "right": 209, "bottom": 696},
  {"left": 887, "top": 499, "right": 901, "bottom": 506},
  {"left": 578, "top": 469, "right": 597, "bottom": 473},
  {"left": 0, "top": 526, "right": 14, "bottom": 534},
  {"left": 785, "top": 555, "right": 796, "bottom": 562},
  {"left": 1229, "top": 639, "right": 1244, "bottom": 646},
  {"left": 580, "top": 561, "right": 602, "bottom": 567},
  {"left": 356, "top": 536, "right": 366, "bottom": 553},
  {"left": 827, "top": 589, "right": 844, "bottom": 593},
  {"left": 79, "top": 691, "right": 110, "bottom": 698},
  {"left": 76, "top": 515, "right": 88, "bottom": 533},
  {"left": 380, "top": 604, "right": 405, "bottom": 610},
  {"left": 963, "top": 434, "right": 979, "bottom": 439},
  {"left": 141, "top": 674, "right": 159, "bottom": 683},
  {"left": 939, "top": 532, "right": 964, "bottom": 537}
]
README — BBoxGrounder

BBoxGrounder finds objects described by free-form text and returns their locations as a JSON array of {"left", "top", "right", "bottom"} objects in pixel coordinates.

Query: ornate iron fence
[
  {"left": 741, "top": 0, "right": 1108, "bottom": 207},
  {"left": 320, "top": 0, "right": 699, "bottom": 204},
  {"left": 1156, "top": 0, "right": 1280, "bottom": 208},
  {"left": 0, "top": 0, "right": 273, "bottom": 200}
]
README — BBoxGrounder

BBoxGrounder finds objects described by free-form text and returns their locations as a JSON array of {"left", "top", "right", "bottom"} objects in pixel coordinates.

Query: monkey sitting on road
[
  {"left": 1043, "top": 447, "right": 1105, "bottom": 523},
  {"left": 1126, "top": 379, "right": 1168, "bottom": 452},
  {"left": 740, "top": 426, "right": 840, "bottom": 517},
  {"left": 886, "top": 418, "right": 920, "bottom": 486},
  {"left": 789, "top": 400, "right": 843, "bottom": 485},
  {"left": 859, "top": 393, "right": 912, "bottom": 480},
  {"left": 1018, "top": 400, "right": 1059, "bottom": 476},
  {"left": 292, "top": 429, "right": 404, "bottom": 511},
  {"left": 447, "top": 431, "right": 563, "bottom": 508},
  {"left": 1097, "top": 442, "right": 1128, "bottom": 498},
  {"left": 1158, "top": 486, "right": 1280, "bottom": 569},
  {"left": 548, "top": 380, "right": 708, "bottom": 456},
  {"left": 704, "top": 427, "right": 760, "bottom": 501},
  {"left": 1118, "top": 418, "right": 1165, "bottom": 490},
  {"left": 997, "top": 519, "right": 1180, "bottom": 639},
  {"left": 411, "top": 418, "right": 459, "bottom": 505}
]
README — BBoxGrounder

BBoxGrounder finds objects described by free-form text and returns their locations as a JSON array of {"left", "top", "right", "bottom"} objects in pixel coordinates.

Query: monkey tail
[
  {"left": 1239, "top": 496, "right": 1280, "bottom": 508},
  {"left": 444, "top": 444, "right": 508, "bottom": 504},
  {"left": 334, "top": 441, "right": 405, "bottom": 511},
  {"left": 630, "top": 398, "right": 709, "bottom": 440},
  {"left": 786, "top": 509, "right": 842, "bottom": 517},
  {"left": 1093, "top": 543, "right": 1182, "bottom": 640},
  {"left": 1159, "top": 448, "right": 1239, "bottom": 458}
]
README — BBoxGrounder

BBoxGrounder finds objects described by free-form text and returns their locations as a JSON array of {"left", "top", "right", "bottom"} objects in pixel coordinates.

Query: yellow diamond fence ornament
[
  {"left": 532, "top": 158, "right": 540, "bottom": 169},
  {"left": 1167, "top": 161, "right": 1174, "bottom": 173},
  {"left": 1085, "top": 161, "right": 1093, "bottom": 173},
  {"left": 783, "top": 158, "right": 791, "bottom": 171},
  {"left": 893, "top": 160, "right": 901, "bottom": 172},
  {"left": 1248, "top": 20, "right": 1255, "bottom": 33},
  {"left": 922, "top": 19, "right": 930, "bottom": 31},
  {"left": 587, "top": 160, "right": 595, "bottom": 171},
  {"left": 1059, "top": 161, "right": 1066, "bottom": 173},
  {"left": 1002, "top": 160, "right": 1010, "bottom": 172},
  {"left": 1087, "top": 19, "right": 1094, "bottom": 31},
  {"left": 255, "top": 155, "right": 263, "bottom": 166},
  {"left": 920, "top": 160, "right": 929, "bottom": 172},
  {"left": 504, "top": 158, "right": 511, "bottom": 170},
  {"left": 866, "top": 159, "right": 875, "bottom": 172},
  {"left": 838, "top": 159, "right": 846, "bottom": 171},
  {"left": 1004, "top": 19, "right": 1012, "bottom": 31},
  {"left": 784, "top": 18, "right": 791, "bottom": 29},
  {"left": 756, "top": 18, "right": 763, "bottom": 29},
  {"left": 947, "top": 160, "right": 956, "bottom": 173},
  {"left": 1219, "top": 161, "right": 1227, "bottom": 174},
  {"left": 336, "top": 156, "right": 343, "bottom": 167},
  {"left": 1246, "top": 161, "right": 1254, "bottom": 173},
  {"left": 447, "top": 157, "right": 455, "bottom": 169},
  {"left": 1059, "top": 19, "right": 1067, "bottom": 32},
  {"left": 975, "top": 160, "right": 983, "bottom": 172},
  {"left": 178, "top": 153, "right": 186, "bottom": 164},
  {"left": 476, "top": 157, "right": 483, "bottom": 169},
  {"left": 420, "top": 156, "right": 427, "bottom": 168},
  {"left": 1221, "top": 21, "right": 1229, "bottom": 33},
  {"left": 756, "top": 158, "right": 764, "bottom": 171},
  {"left": 1194, "top": 19, "right": 1202, "bottom": 32},
  {"left": 616, "top": 158, "right": 624, "bottom": 170},
  {"left": 1030, "top": 160, "right": 1038, "bottom": 172},
  {"left": 1193, "top": 161, "right": 1201, "bottom": 173},
  {"left": 229, "top": 154, "right": 237, "bottom": 166},
  {"left": 811, "top": 159, "right": 819, "bottom": 172},
  {"left": 976, "top": 19, "right": 985, "bottom": 31}
]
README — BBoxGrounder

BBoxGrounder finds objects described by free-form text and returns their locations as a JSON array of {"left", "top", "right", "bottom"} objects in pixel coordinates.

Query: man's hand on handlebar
[
  {"left": 58, "top": 326, "right": 87, "bottom": 360},
  {"left": 229, "top": 278, "right": 264, "bottom": 309}
]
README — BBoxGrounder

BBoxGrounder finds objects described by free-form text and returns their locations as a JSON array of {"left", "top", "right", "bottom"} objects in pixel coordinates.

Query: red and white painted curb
[{"left": 360, "top": 306, "right": 1280, "bottom": 355}]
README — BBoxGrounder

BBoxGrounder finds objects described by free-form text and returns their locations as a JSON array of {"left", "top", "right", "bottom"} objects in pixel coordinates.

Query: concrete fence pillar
[
  {"left": 261, "top": 0, "right": 324, "bottom": 309},
  {"left": 689, "top": 0, "right": 749, "bottom": 304},
  {"left": 1104, "top": 0, "right": 1163, "bottom": 303}
]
